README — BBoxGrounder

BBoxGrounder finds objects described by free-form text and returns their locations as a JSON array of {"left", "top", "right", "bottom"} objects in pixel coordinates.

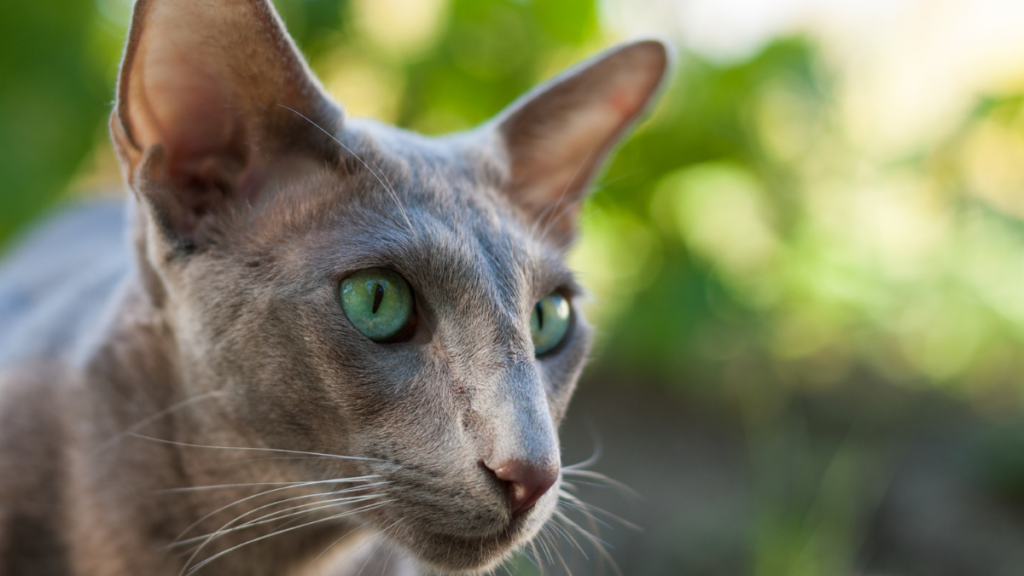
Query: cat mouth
[
  {"left": 413, "top": 501, "right": 560, "bottom": 572},
  {"left": 364, "top": 496, "right": 546, "bottom": 571},
  {"left": 361, "top": 458, "right": 558, "bottom": 569},
  {"left": 400, "top": 522, "right": 527, "bottom": 572}
]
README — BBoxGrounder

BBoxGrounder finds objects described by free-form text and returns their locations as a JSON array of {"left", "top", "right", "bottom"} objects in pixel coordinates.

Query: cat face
[
  {"left": 169, "top": 129, "right": 592, "bottom": 570},
  {"left": 109, "top": 0, "right": 669, "bottom": 572}
]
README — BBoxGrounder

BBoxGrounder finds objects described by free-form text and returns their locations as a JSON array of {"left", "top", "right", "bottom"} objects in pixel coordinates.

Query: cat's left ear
[
  {"left": 488, "top": 39, "right": 672, "bottom": 246},
  {"left": 110, "top": 0, "right": 342, "bottom": 249}
]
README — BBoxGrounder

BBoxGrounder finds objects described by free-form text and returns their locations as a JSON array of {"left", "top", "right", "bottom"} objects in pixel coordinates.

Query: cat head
[{"left": 109, "top": 0, "right": 669, "bottom": 572}]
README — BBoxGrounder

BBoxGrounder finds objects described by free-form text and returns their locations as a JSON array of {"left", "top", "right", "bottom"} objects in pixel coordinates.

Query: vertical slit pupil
[
  {"left": 372, "top": 282, "right": 385, "bottom": 314},
  {"left": 535, "top": 301, "right": 544, "bottom": 330}
]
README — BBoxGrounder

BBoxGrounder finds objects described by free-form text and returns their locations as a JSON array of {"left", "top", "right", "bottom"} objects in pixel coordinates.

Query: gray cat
[{"left": 0, "top": 0, "right": 670, "bottom": 574}]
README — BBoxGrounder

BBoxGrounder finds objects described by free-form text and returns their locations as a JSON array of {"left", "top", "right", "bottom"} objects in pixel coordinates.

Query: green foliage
[
  {"left": 578, "top": 39, "right": 827, "bottom": 378},
  {"left": 398, "top": 0, "right": 594, "bottom": 132},
  {"left": 0, "top": 0, "right": 111, "bottom": 244}
]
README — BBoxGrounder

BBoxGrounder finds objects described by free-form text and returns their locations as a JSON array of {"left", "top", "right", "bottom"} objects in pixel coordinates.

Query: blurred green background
[{"left": 4, "top": 0, "right": 1024, "bottom": 574}]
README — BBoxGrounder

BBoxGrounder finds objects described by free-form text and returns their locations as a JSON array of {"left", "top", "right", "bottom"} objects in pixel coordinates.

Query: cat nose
[{"left": 487, "top": 459, "right": 559, "bottom": 514}]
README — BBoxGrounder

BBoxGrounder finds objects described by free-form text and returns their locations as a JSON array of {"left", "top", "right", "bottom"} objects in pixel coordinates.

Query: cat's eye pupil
[
  {"left": 372, "top": 283, "right": 385, "bottom": 314},
  {"left": 340, "top": 268, "right": 414, "bottom": 343},
  {"left": 530, "top": 292, "right": 571, "bottom": 356}
]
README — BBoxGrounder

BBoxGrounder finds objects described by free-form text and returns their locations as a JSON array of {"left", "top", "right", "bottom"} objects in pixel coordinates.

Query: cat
[{"left": 0, "top": 0, "right": 670, "bottom": 574}]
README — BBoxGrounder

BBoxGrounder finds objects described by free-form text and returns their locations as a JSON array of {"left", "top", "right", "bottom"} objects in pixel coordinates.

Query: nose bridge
[{"left": 480, "top": 360, "right": 558, "bottom": 468}]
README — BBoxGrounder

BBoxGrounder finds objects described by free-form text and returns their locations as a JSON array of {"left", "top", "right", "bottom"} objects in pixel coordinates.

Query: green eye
[
  {"left": 530, "top": 292, "right": 571, "bottom": 356},
  {"left": 340, "top": 268, "right": 414, "bottom": 342}
]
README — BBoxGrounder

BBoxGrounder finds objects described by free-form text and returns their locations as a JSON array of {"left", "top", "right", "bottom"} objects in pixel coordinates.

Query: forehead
[{"left": 245, "top": 121, "right": 573, "bottom": 306}]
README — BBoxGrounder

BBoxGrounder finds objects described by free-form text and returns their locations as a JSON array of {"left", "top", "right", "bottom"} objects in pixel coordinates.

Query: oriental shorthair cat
[{"left": 0, "top": 0, "right": 670, "bottom": 574}]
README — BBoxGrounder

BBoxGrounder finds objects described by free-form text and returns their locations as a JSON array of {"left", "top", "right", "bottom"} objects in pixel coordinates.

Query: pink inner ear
[
  {"left": 506, "top": 52, "right": 666, "bottom": 213},
  {"left": 127, "top": 35, "right": 245, "bottom": 185},
  {"left": 607, "top": 86, "right": 646, "bottom": 119},
  {"left": 519, "top": 102, "right": 626, "bottom": 203}
]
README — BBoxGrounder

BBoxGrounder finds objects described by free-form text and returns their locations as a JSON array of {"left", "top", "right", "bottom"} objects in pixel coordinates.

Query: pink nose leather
[{"left": 488, "top": 460, "right": 559, "bottom": 514}]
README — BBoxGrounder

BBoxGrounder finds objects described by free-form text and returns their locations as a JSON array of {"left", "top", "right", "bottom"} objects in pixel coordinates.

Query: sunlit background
[{"left": 3, "top": 0, "right": 1024, "bottom": 574}]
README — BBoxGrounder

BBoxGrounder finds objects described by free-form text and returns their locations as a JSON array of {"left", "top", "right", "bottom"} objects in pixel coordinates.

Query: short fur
[{"left": 0, "top": 1, "right": 670, "bottom": 574}]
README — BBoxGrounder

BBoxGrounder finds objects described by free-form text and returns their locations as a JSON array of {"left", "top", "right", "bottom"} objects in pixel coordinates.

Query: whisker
[
  {"left": 128, "top": 433, "right": 381, "bottom": 462},
  {"left": 185, "top": 500, "right": 393, "bottom": 575},
  {"left": 528, "top": 539, "right": 547, "bottom": 576},
  {"left": 354, "top": 519, "right": 403, "bottom": 576},
  {"left": 557, "top": 499, "right": 616, "bottom": 532},
  {"left": 505, "top": 548, "right": 520, "bottom": 576},
  {"left": 161, "top": 475, "right": 380, "bottom": 493},
  {"left": 558, "top": 491, "right": 609, "bottom": 563},
  {"left": 553, "top": 511, "right": 622, "bottom": 576},
  {"left": 378, "top": 520, "right": 403, "bottom": 576},
  {"left": 562, "top": 479, "right": 612, "bottom": 490},
  {"left": 563, "top": 444, "right": 603, "bottom": 473},
  {"left": 224, "top": 496, "right": 376, "bottom": 538},
  {"left": 216, "top": 455, "right": 342, "bottom": 467},
  {"left": 557, "top": 491, "right": 634, "bottom": 532},
  {"left": 93, "top": 391, "right": 225, "bottom": 454},
  {"left": 560, "top": 469, "right": 640, "bottom": 500},
  {"left": 246, "top": 487, "right": 391, "bottom": 535},
  {"left": 172, "top": 486, "right": 317, "bottom": 551},
  {"left": 536, "top": 528, "right": 555, "bottom": 565},
  {"left": 173, "top": 489, "right": 386, "bottom": 547},
  {"left": 305, "top": 522, "right": 364, "bottom": 569},
  {"left": 546, "top": 516, "right": 588, "bottom": 559},
  {"left": 169, "top": 478, "right": 382, "bottom": 547},
  {"left": 541, "top": 526, "right": 574, "bottom": 576}
]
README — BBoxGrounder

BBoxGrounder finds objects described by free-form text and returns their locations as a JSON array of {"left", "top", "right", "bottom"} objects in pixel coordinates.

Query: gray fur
[{"left": 0, "top": 1, "right": 670, "bottom": 574}]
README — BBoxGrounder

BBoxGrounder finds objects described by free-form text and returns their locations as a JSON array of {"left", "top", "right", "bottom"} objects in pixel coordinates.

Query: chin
[{"left": 380, "top": 491, "right": 559, "bottom": 574}]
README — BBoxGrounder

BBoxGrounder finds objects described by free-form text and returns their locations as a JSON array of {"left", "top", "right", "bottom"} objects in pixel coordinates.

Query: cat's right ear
[
  {"left": 110, "top": 0, "right": 341, "bottom": 251},
  {"left": 486, "top": 39, "right": 672, "bottom": 247}
]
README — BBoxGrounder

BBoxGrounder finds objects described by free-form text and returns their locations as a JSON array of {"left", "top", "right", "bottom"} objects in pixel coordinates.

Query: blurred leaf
[{"left": 0, "top": 0, "right": 110, "bottom": 245}]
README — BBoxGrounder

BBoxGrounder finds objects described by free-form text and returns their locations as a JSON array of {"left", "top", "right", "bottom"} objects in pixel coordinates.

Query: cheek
[
  {"left": 540, "top": 344, "right": 591, "bottom": 423},
  {"left": 204, "top": 302, "right": 354, "bottom": 448},
  {"left": 358, "top": 370, "right": 463, "bottom": 445},
  {"left": 234, "top": 344, "right": 348, "bottom": 448}
]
